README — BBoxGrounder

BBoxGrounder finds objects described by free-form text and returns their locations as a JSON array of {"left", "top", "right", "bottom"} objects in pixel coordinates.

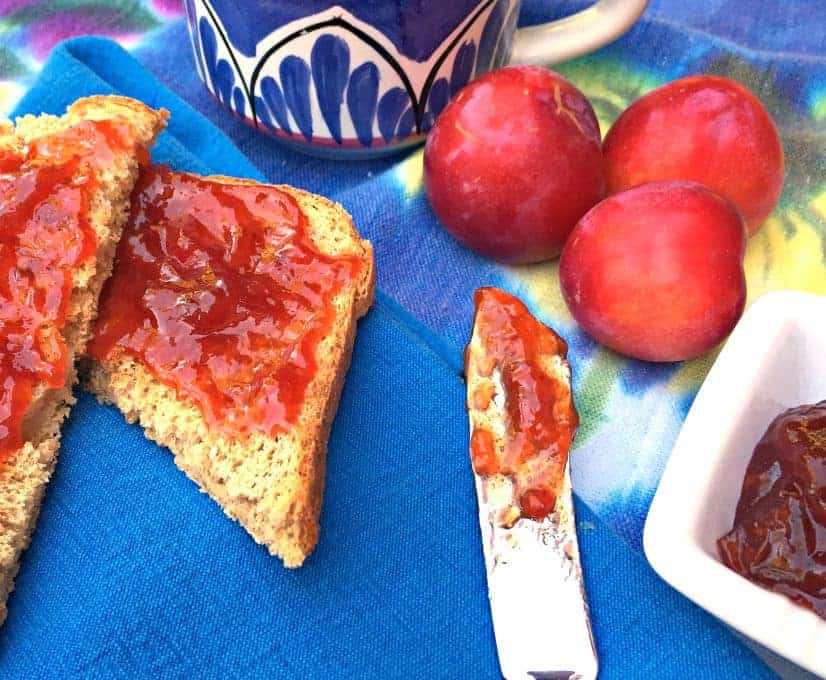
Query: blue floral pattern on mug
[{"left": 185, "top": 0, "right": 518, "bottom": 154}]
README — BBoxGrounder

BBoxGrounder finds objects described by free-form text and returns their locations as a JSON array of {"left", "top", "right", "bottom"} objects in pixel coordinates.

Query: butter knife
[{"left": 465, "top": 287, "right": 597, "bottom": 680}]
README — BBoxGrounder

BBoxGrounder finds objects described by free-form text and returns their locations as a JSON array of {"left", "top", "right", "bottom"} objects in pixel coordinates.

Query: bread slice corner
[{"left": 0, "top": 96, "right": 167, "bottom": 624}]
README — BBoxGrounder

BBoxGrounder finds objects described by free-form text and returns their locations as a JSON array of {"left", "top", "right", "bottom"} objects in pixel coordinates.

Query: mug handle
[{"left": 510, "top": 0, "right": 649, "bottom": 65}]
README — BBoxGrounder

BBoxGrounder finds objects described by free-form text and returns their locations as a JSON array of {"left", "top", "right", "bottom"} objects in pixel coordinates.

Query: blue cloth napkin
[{"left": 0, "top": 38, "right": 775, "bottom": 679}]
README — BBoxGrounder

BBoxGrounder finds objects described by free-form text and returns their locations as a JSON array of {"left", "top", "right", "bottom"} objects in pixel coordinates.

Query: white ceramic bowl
[{"left": 644, "top": 290, "right": 826, "bottom": 678}]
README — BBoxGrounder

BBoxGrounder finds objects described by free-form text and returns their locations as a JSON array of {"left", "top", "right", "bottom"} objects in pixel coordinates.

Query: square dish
[{"left": 644, "top": 290, "right": 826, "bottom": 678}]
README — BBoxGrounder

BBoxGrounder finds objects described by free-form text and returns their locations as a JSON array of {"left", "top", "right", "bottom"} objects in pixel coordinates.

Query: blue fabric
[{"left": 0, "top": 38, "right": 777, "bottom": 679}]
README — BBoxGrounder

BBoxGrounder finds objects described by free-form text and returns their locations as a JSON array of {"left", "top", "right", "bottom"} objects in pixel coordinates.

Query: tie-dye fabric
[{"left": 0, "top": 1, "right": 823, "bottom": 553}]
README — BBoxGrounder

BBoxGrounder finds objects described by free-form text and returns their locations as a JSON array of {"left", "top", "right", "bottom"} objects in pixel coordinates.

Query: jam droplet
[
  {"left": 718, "top": 401, "right": 826, "bottom": 620},
  {"left": 89, "top": 167, "right": 363, "bottom": 439},
  {"left": 470, "top": 427, "right": 498, "bottom": 477},
  {"left": 471, "top": 382, "right": 495, "bottom": 411},
  {"left": 0, "top": 119, "right": 127, "bottom": 461},
  {"left": 519, "top": 487, "right": 557, "bottom": 521},
  {"left": 467, "top": 287, "right": 578, "bottom": 521}
]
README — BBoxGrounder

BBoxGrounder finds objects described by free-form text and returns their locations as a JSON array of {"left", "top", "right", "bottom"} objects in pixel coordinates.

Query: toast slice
[
  {"left": 0, "top": 96, "right": 167, "bottom": 623},
  {"left": 84, "top": 167, "right": 374, "bottom": 567}
]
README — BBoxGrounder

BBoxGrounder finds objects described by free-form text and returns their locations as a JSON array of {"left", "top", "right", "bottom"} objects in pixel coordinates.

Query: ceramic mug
[{"left": 184, "top": 0, "right": 648, "bottom": 157}]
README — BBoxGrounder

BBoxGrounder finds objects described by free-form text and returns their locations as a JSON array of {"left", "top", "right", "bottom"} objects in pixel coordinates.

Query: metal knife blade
[
  {"left": 473, "top": 458, "right": 598, "bottom": 680},
  {"left": 465, "top": 288, "right": 597, "bottom": 679}
]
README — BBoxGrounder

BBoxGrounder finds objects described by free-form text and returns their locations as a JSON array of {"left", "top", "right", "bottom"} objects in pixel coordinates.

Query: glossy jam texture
[
  {"left": 718, "top": 401, "right": 826, "bottom": 620},
  {"left": 0, "top": 119, "right": 124, "bottom": 460},
  {"left": 467, "top": 287, "right": 578, "bottom": 521},
  {"left": 89, "top": 167, "right": 361, "bottom": 438}
]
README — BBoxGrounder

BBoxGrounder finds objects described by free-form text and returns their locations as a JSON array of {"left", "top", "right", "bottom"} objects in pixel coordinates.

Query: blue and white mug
[{"left": 184, "top": 0, "right": 648, "bottom": 157}]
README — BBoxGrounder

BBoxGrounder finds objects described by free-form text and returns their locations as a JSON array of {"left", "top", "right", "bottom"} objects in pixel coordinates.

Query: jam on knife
[
  {"left": 89, "top": 166, "right": 363, "bottom": 439},
  {"left": 465, "top": 286, "right": 597, "bottom": 680},
  {"left": 718, "top": 400, "right": 826, "bottom": 620},
  {"left": 466, "top": 286, "right": 579, "bottom": 525},
  {"left": 0, "top": 119, "right": 130, "bottom": 460}
]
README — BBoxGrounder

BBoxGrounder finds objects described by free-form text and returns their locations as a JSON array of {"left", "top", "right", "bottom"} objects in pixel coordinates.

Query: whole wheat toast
[
  {"left": 84, "top": 170, "right": 374, "bottom": 567},
  {"left": 0, "top": 96, "right": 167, "bottom": 623}
]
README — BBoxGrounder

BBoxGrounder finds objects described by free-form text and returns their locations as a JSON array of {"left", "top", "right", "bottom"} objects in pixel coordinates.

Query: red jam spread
[
  {"left": 467, "top": 287, "right": 578, "bottom": 521},
  {"left": 718, "top": 401, "right": 826, "bottom": 620},
  {"left": 0, "top": 119, "right": 128, "bottom": 461},
  {"left": 89, "top": 167, "right": 362, "bottom": 438}
]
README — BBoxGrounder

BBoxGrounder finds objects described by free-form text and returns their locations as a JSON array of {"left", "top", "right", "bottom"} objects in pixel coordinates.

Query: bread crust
[
  {"left": 0, "top": 96, "right": 166, "bottom": 624},
  {"left": 85, "top": 174, "right": 375, "bottom": 567}
]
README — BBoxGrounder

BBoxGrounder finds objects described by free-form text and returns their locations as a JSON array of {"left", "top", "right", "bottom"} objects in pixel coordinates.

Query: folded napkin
[{"left": 0, "top": 38, "right": 776, "bottom": 679}]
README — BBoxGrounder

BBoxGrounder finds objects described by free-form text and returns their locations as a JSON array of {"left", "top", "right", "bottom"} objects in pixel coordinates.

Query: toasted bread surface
[
  {"left": 85, "top": 175, "right": 374, "bottom": 567},
  {"left": 0, "top": 96, "right": 167, "bottom": 623}
]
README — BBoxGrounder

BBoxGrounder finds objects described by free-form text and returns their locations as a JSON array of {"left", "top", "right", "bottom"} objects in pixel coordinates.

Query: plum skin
[
  {"left": 603, "top": 75, "right": 784, "bottom": 236},
  {"left": 424, "top": 66, "right": 606, "bottom": 264},
  {"left": 559, "top": 181, "right": 748, "bottom": 362}
]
